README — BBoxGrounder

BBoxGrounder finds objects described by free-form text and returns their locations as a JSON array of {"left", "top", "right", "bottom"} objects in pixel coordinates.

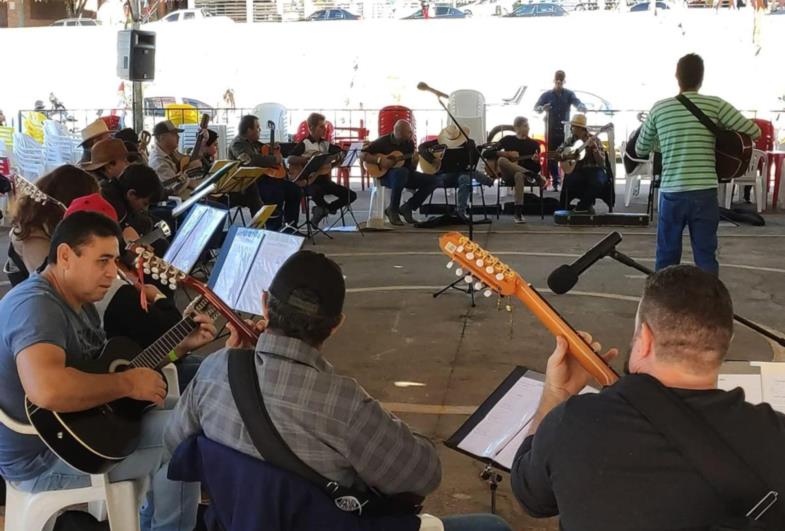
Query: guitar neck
[
  {"left": 512, "top": 282, "right": 619, "bottom": 386},
  {"left": 185, "top": 278, "right": 260, "bottom": 345},
  {"left": 130, "top": 316, "right": 197, "bottom": 370}
]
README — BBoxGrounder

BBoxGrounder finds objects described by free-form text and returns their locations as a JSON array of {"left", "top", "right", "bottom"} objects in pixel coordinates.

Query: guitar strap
[
  {"left": 226, "top": 348, "right": 422, "bottom": 518},
  {"left": 676, "top": 94, "right": 721, "bottom": 136}
]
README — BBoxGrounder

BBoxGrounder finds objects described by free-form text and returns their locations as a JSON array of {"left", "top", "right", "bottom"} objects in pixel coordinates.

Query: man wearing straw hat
[
  {"left": 79, "top": 118, "right": 114, "bottom": 164},
  {"left": 556, "top": 114, "right": 609, "bottom": 215}
]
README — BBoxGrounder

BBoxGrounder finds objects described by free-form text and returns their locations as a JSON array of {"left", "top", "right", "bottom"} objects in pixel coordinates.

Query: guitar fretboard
[{"left": 130, "top": 317, "right": 197, "bottom": 369}]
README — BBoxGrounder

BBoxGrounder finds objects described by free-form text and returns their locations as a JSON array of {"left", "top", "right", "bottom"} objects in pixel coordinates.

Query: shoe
[
  {"left": 572, "top": 205, "right": 596, "bottom": 215},
  {"left": 513, "top": 213, "right": 527, "bottom": 224},
  {"left": 311, "top": 205, "right": 327, "bottom": 226},
  {"left": 552, "top": 184, "right": 560, "bottom": 192},
  {"left": 399, "top": 203, "right": 418, "bottom": 224},
  {"left": 385, "top": 207, "right": 405, "bottom": 226},
  {"left": 457, "top": 208, "right": 470, "bottom": 222}
]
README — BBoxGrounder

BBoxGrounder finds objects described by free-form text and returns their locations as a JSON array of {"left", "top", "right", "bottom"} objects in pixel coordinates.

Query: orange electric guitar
[
  {"left": 438, "top": 232, "right": 619, "bottom": 387},
  {"left": 133, "top": 247, "right": 260, "bottom": 346},
  {"left": 259, "top": 120, "right": 287, "bottom": 179}
]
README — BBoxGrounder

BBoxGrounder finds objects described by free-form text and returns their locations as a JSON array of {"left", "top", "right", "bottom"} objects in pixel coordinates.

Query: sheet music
[
  {"left": 212, "top": 228, "right": 264, "bottom": 310},
  {"left": 753, "top": 362, "right": 785, "bottom": 414},
  {"left": 163, "top": 204, "right": 226, "bottom": 273},
  {"left": 717, "top": 373, "right": 763, "bottom": 405}
]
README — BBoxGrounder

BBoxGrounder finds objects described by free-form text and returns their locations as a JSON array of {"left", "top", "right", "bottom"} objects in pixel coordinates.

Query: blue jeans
[
  {"left": 380, "top": 167, "right": 437, "bottom": 211},
  {"left": 437, "top": 171, "right": 494, "bottom": 212},
  {"left": 442, "top": 513, "right": 513, "bottom": 531},
  {"left": 12, "top": 410, "right": 199, "bottom": 531},
  {"left": 656, "top": 188, "right": 720, "bottom": 274}
]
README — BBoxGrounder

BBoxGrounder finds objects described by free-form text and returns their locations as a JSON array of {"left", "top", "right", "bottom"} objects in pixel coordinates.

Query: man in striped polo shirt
[{"left": 636, "top": 54, "right": 759, "bottom": 274}]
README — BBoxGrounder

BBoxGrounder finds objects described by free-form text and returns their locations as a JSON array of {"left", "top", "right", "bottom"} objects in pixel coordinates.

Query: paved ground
[{"left": 2, "top": 181, "right": 784, "bottom": 530}]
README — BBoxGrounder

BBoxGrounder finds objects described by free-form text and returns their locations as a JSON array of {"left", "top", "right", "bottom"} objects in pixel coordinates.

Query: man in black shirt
[
  {"left": 359, "top": 120, "right": 437, "bottom": 225},
  {"left": 512, "top": 265, "right": 785, "bottom": 530},
  {"left": 419, "top": 125, "right": 494, "bottom": 221},
  {"left": 484, "top": 116, "right": 544, "bottom": 223}
]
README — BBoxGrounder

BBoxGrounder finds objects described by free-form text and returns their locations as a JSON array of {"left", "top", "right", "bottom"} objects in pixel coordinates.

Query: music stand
[
  {"left": 191, "top": 160, "right": 240, "bottom": 195},
  {"left": 163, "top": 204, "right": 227, "bottom": 275},
  {"left": 172, "top": 183, "right": 217, "bottom": 218},
  {"left": 214, "top": 167, "right": 265, "bottom": 226},
  {"left": 208, "top": 226, "right": 304, "bottom": 316},
  {"left": 286, "top": 152, "right": 337, "bottom": 244},
  {"left": 249, "top": 204, "right": 278, "bottom": 228}
]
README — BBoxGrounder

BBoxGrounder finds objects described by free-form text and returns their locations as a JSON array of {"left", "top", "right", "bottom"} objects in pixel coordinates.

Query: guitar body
[
  {"left": 260, "top": 123, "right": 287, "bottom": 179},
  {"left": 716, "top": 131, "right": 753, "bottom": 182},
  {"left": 362, "top": 151, "right": 409, "bottom": 179},
  {"left": 560, "top": 159, "right": 578, "bottom": 175},
  {"left": 419, "top": 151, "right": 445, "bottom": 175},
  {"left": 25, "top": 336, "right": 156, "bottom": 474}
]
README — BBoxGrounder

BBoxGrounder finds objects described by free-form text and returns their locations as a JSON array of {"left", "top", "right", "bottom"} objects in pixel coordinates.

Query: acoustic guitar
[
  {"left": 25, "top": 296, "right": 220, "bottom": 474},
  {"left": 258, "top": 121, "right": 287, "bottom": 179},
  {"left": 438, "top": 232, "right": 619, "bottom": 387},
  {"left": 287, "top": 150, "right": 343, "bottom": 187},
  {"left": 178, "top": 113, "right": 211, "bottom": 173},
  {"left": 547, "top": 124, "right": 613, "bottom": 175},
  {"left": 418, "top": 145, "right": 448, "bottom": 175},
  {"left": 363, "top": 144, "right": 447, "bottom": 179}
]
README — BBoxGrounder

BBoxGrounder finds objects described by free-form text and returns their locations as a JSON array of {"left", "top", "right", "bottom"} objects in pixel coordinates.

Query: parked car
[
  {"left": 630, "top": 1, "right": 670, "bottom": 10},
  {"left": 306, "top": 8, "right": 360, "bottom": 20},
  {"left": 404, "top": 6, "right": 468, "bottom": 18},
  {"left": 461, "top": 0, "right": 516, "bottom": 16},
  {"left": 51, "top": 18, "right": 101, "bottom": 26},
  {"left": 152, "top": 8, "right": 234, "bottom": 23},
  {"left": 506, "top": 3, "right": 568, "bottom": 15}
]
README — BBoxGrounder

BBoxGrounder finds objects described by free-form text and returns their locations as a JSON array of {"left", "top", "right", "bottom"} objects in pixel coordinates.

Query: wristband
[
  {"left": 377, "top": 156, "right": 382, "bottom": 165},
  {"left": 167, "top": 350, "right": 178, "bottom": 363}
]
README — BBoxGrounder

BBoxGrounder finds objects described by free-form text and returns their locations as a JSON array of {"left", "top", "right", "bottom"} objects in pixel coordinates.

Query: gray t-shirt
[{"left": 0, "top": 274, "right": 105, "bottom": 481}]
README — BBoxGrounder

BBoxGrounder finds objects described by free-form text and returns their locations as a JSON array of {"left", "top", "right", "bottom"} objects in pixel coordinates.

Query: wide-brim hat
[
  {"left": 565, "top": 114, "right": 588, "bottom": 129},
  {"left": 438, "top": 124, "right": 471, "bottom": 149},
  {"left": 80, "top": 118, "right": 112, "bottom": 147},
  {"left": 81, "top": 138, "right": 129, "bottom": 171}
]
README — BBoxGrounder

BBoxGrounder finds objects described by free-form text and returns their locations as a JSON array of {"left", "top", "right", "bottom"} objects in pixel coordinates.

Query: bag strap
[
  {"left": 615, "top": 374, "right": 778, "bottom": 520},
  {"left": 676, "top": 94, "right": 720, "bottom": 136},
  {"left": 226, "top": 348, "right": 333, "bottom": 489}
]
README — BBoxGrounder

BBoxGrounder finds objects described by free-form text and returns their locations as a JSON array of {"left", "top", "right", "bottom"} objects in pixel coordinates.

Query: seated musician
[
  {"left": 148, "top": 120, "right": 203, "bottom": 199},
  {"left": 358, "top": 119, "right": 437, "bottom": 226},
  {"left": 165, "top": 250, "right": 512, "bottom": 531},
  {"left": 80, "top": 138, "right": 130, "bottom": 183},
  {"left": 513, "top": 265, "right": 785, "bottom": 529},
  {"left": 8, "top": 165, "right": 99, "bottom": 282},
  {"left": 229, "top": 115, "right": 297, "bottom": 228},
  {"left": 556, "top": 114, "right": 609, "bottom": 215},
  {"left": 201, "top": 128, "right": 219, "bottom": 173},
  {"left": 79, "top": 118, "right": 114, "bottom": 164},
  {"left": 419, "top": 125, "right": 494, "bottom": 221},
  {"left": 114, "top": 127, "right": 147, "bottom": 164},
  {"left": 288, "top": 113, "right": 357, "bottom": 227},
  {"left": 100, "top": 164, "right": 165, "bottom": 243},
  {"left": 0, "top": 211, "right": 216, "bottom": 531},
  {"left": 484, "top": 116, "right": 545, "bottom": 224}
]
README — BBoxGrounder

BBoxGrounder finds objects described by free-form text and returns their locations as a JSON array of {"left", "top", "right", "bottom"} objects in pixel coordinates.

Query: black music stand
[
  {"left": 214, "top": 167, "right": 265, "bottom": 226},
  {"left": 286, "top": 153, "right": 336, "bottom": 244},
  {"left": 163, "top": 204, "right": 227, "bottom": 275}
]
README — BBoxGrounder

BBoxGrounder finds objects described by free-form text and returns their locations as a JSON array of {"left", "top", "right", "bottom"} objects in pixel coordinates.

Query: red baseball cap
[{"left": 64, "top": 193, "right": 119, "bottom": 222}]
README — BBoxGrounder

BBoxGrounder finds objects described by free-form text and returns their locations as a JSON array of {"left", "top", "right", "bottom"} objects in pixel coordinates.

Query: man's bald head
[{"left": 393, "top": 120, "right": 413, "bottom": 141}]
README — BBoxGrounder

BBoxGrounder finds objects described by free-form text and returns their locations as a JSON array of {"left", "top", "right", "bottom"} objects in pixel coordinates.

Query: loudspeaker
[{"left": 117, "top": 29, "right": 156, "bottom": 81}]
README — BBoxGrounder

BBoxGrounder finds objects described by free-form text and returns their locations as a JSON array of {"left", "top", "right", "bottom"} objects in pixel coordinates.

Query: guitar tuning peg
[
  {"left": 456, "top": 245, "right": 464, "bottom": 253},
  {"left": 474, "top": 281, "right": 483, "bottom": 290},
  {"left": 495, "top": 273, "right": 504, "bottom": 281},
  {"left": 483, "top": 289, "right": 493, "bottom": 298},
  {"left": 464, "top": 275, "right": 473, "bottom": 284},
  {"left": 476, "top": 259, "right": 484, "bottom": 267},
  {"left": 135, "top": 247, "right": 144, "bottom": 255},
  {"left": 455, "top": 268, "right": 464, "bottom": 276},
  {"left": 152, "top": 273, "right": 159, "bottom": 280},
  {"left": 446, "top": 261, "right": 454, "bottom": 269},
  {"left": 466, "top": 252, "right": 475, "bottom": 260},
  {"left": 143, "top": 268, "right": 151, "bottom": 275},
  {"left": 485, "top": 266, "right": 494, "bottom": 274}
]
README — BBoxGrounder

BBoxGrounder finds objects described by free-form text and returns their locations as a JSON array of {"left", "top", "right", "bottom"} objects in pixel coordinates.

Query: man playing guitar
[
  {"left": 148, "top": 120, "right": 204, "bottom": 199},
  {"left": 555, "top": 114, "right": 609, "bottom": 215},
  {"left": 484, "top": 116, "right": 545, "bottom": 224},
  {"left": 359, "top": 119, "right": 437, "bottom": 226},
  {"left": 288, "top": 113, "right": 356, "bottom": 227}
]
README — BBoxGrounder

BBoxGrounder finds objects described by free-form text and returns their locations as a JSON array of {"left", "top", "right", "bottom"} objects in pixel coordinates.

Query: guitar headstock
[
  {"left": 133, "top": 248, "right": 188, "bottom": 291},
  {"left": 12, "top": 174, "right": 66, "bottom": 210},
  {"left": 438, "top": 232, "right": 519, "bottom": 298},
  {"left": 184, "top": 295, "right": 220, "bottom": 322}
]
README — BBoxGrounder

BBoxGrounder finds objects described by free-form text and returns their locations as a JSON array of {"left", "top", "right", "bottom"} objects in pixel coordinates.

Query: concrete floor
[{"left": 2, "top": 181, "right": 784, "bottom": 530}]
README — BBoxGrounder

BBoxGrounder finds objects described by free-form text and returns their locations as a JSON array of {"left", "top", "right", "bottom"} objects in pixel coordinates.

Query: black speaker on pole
[{"left": 117, "top": 29, "right": 156, "bottom": 81}]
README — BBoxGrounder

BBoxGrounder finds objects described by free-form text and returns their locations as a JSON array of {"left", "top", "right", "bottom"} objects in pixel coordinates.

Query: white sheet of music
[
  {"left": 753, "top": 362, "right": 785, "bottom": 414},
  {"left": 717, "top": 374, "right": 763, "bottom": 405}
]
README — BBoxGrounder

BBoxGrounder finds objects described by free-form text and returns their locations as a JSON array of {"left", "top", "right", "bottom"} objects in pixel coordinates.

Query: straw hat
[
  {"left": 567, "top": 114, "right": 589, "bottom": 130},
  {"left": 80, "top": 119, "right": 112, "bottom": 147},
  {"left": 81, "top": 138, "right": 129, "bottom": 171},
  {"left": 438, "top": 124, "right": 471, "bottom": 149}
]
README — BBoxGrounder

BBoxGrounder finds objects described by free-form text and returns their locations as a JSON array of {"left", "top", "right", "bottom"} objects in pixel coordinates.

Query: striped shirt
[{"left": 635, "top": 92, "right": 760, "bottom": 193}]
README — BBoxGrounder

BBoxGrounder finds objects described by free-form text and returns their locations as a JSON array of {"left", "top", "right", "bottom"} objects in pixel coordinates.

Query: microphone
[
  {"left": 547, "top": 232, "right": 623, "bottom": 295},
  {"left": 417, "top": 82, "right": 449, "bottom": 99}
]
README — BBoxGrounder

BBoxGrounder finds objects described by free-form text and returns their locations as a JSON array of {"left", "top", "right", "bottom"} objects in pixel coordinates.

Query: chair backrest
[
  {"left": 252, "top": 103, "right": 289, "bottom": 143},
  {"left": 164, "top": 104, "right": 199, "bottom": 126},
  {"left": 378, "top": 106, "right": 417, "bottom": 144},
  {"left": 22, "top": 112, "right": 47, "bottom": 144},
  {"left": 448, "top": 90, "right": 486, "bottom": 145},
  {"left": 752, "top": 119, "right": 774, "bottom": 151},
  {"left": 169, "top": 435, "right": 419, "bottom": 531},
  {"left": 293, "top": 120, "right": 334, "bottom": 144},
  {"left": 179, "top": 124, "right": 229, "bottom": 159}
]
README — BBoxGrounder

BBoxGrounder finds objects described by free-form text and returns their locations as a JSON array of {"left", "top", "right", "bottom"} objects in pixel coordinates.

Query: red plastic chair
[
  {"left": 378, "top": 106, "right": 417, "bottom": 144},
  {"left": 100, "top": 115, "right": 121, "bottom": 131},
  {"left": 0, "top": 156, "right": 9, "bottom": 177},
  {"left": 334, "top": 119, "right": 370, "bottom": 189},
  {"left": 293, "top": 120, "right": 334, "bottom": 143},
  {"left": 753, "top": 119, "right": 774, "bottom": 151}
]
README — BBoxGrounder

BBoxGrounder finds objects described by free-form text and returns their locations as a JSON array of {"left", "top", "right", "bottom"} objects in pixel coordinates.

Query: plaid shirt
[{"left": 164, "top": 333, "right": 442, "bottom": 496}]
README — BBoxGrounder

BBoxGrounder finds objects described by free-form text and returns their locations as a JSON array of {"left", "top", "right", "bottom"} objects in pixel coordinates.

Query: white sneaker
[{"left": 513, "top": 213, "right": 527, "bottom": 224}]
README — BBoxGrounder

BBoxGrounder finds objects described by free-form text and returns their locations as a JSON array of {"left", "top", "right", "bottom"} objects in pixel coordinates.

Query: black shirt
[
  {"left": 512, "top": 375, "right": 785, "bottom": 530},
  {"left": 363, "top": 134, "right": 417, "bottom": 171},
  {"left": 485, "top": 136, "right": 541, "bottom": 174}
]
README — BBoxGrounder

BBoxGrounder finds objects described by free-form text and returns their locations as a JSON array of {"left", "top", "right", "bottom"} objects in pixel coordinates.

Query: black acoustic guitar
[{"left": 24, "top": 296, "right": 217, "bottom": 474}]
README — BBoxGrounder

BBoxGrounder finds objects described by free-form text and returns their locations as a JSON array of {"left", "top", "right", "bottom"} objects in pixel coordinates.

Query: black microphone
[
  {"left": 417, "top": 82, "right": 449, "bottom": 99},
  {"left": 547, "top": 232, "right": 623, "bottom": 294}
]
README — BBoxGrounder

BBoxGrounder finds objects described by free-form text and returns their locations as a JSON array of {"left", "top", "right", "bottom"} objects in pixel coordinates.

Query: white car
[
  {"left": 51, "top": 18, "right": 101, "bottom": 26},
  {"left": 149, "top": 8, "right": 234, "bottom": 24},
  {"left": 461, "top": 0, "right": 516, "bottom": 16}
]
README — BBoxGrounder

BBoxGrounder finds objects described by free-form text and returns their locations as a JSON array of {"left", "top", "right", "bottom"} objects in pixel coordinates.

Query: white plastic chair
[
  {"left": 179, "top": 124, "right": 228, "bottom": 160},
  {"left": 0, "top": 406, "right": 145, "bottom": 531},
  {"left": 448, "top": 90, "right": 486, "bottom": 146},
  {"left": 12, "top": 133, "right": 45, "bottom": 181},
  {"left": 43, "top": 120, "right": 80, "bottom": 169},
  {"left": 621, "top": 140, "right": 654, "bottom": 207},
  {"left": 724, "top": 149, "right": 767, "bottom": 212},
  {"left": 252, "top": 102, "right": 289, "bottom": 143},
  {"left": 366, "top": 180, "right": 387, "bottom": 229}
]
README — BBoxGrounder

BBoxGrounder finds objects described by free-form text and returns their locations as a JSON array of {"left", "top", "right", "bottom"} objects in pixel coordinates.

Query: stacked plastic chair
[
  {"left": 12, "top": 132, "right": 45, "bottom": 181},
  {"left": 252, "top": 103, "right": 289, "bottom": 143},
  {"left": 447, "top": 90, "right": 486, "bottom": 146},
  {"left": 378, "top": 105, "right": 417, "bottom": 142},
  {"left": 43, "top": 120, "right": 80, "bottom": 172},
  {"left": 178, "top": 124, "right": 229, "bottom": 160},
  {"left": 293, "top": 120, "right": 334, "bottom": 143}
]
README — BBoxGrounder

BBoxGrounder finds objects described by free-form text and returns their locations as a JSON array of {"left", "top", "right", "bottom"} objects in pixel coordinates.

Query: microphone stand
[{"left": 608, "top": 250, "right": 785, "bottom": 348}]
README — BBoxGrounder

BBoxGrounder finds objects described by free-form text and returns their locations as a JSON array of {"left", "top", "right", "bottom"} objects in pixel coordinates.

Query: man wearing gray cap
[{"left": 148, "top": 120, "right": 203, "bottom": 198}]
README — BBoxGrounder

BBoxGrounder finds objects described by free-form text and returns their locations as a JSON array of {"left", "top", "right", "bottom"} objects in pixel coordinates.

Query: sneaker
[
  {"left": 384, "top": 206, "right": 405, "bottom": 226},
  {"left": 513, "top": 213, "right": 527, "bottom": 224},
  {"left": 311, "top": 205, "right": 327, "bottom": 226},
  {"left": 399, "top": 203, "right": 417, "bottom": 224}
]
